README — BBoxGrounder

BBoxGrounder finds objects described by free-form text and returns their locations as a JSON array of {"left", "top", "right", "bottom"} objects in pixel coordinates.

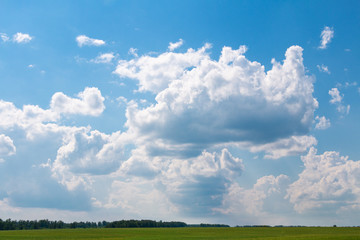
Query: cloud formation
[
  {"left": 50, "top": 87, "right": 105, "bottom": 116},
  {"left": 315, "top": 116, "right": 331, "bottom": 130},
  {"left": 0, "top": 134, "right": 16, "bottom": 162},
  {"left": 168, "top": 39, "right": 184, "bottom": 51},
  {"left": 118, "top": 44, "right": 317, "bottom": 158},
  {"left": 287, "top": 148, "right": 360, "bottom": 213},
  {"left": 220, "top": 174, "right": 290, "bottom": 218},
  {"left": 114, "top": 44, "right": 211, "bottom": 93},
  {"left": 317, "top": 64, "right": 330, "bottom": 74},
  {"left": 319, "top": 26, "right": 334, "bottom": 49},
  {"left": 0, "top": 33, "right": 9, "bottom": 42},
  {"left": 329, "top": 88, "right": 350, "bottom": 114},
  {"left": 12, "top": 32, "right": 33, "bottom": 43},
  {"left": 76, "top": 35, "right": 105, "bottom": 47},
  {"left": 92, "top": 53, "right": 115, "bottom": 63}
]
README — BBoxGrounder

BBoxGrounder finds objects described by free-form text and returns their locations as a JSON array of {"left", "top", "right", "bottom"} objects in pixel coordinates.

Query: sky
[{"left": 0, "top": 0, "right": 359, "bottom": 226}]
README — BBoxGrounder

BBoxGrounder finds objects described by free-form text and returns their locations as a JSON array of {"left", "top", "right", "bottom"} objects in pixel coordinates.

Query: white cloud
[
  {"left": 216, "top": 174, "right": 291, "bottom": 225},
  {"left": 92, "top": 53, "right": 115, "bottom": 63},
  {"left": 12, "top": 32, "right": 33, "bottom": 43},
  {"left": 121, "top": 44, "right": 317, "bottom": 158},
  {"left": 317, "top": 64, "right": 330, "bottom": 74},
  {"left": 329, "top": 88, "right": 342, "bottom": 104},
  {"left": 104, "top": 179, "right": 177, "bottom": 219},
  {"left": 102, "top": 147, "right": 244, "bottom": 218},
  {"left": 287, "top": 148, "right": 360, "bottom": 213},
  {"left": 329, "top": 88, "right": 350, "bottom": 114},
  {"left": 315, "top": 116, "right": 331, "bottom": 130},
  {"left": 128, "top": 47, "right": 138, "bottom": 57},
  {"left": 76, "top": 35, "right": 105, "bottom": 47},
  {"left": 51, "top": 130, "right": 126, "bottom": 190},
  {"left": 114, "top": 43, "right": 212, "bottom": 93},
  {"left": 0, "top": 134, "right": 16, "bottom": 162},
  {"left": 0, "top": 33, "right": 9, "bottom": 42},
  {"left": 318, "top": 26, "right": 334, "bottom": 49},
  {"left": 168, "top": 39, "right": 184, "bottom": 51},
  {"left": 50, "top": 87, "right": 105, "bottom": 117},
  {"left": 157, "top": 148, "right": 244, "bottom": 216},
  {"left": 246, "top": 135, "right": 317, "bottom": 159}
]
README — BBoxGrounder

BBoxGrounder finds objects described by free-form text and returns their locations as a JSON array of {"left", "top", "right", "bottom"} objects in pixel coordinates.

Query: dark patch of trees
[
  {"left": 0, "top": 219, "right": 188, "bottom": 230},
  {"left": 105, "top": 220, "right": 187, "bottom": 228},
  {"left": 187, "top": 223, "right": 229, "bottom": 227}
]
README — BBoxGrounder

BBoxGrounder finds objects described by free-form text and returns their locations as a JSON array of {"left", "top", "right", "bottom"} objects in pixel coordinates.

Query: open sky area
[{"left": 0, "top": 0, "right": 359, "bottom": 226}]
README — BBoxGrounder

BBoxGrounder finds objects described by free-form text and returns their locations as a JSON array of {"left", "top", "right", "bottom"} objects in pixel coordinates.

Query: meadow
[{"left": 0, "top": 227, "right": 360, "bottom": 240}]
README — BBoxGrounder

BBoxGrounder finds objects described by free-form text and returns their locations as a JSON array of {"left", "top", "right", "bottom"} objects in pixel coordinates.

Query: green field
[{"left": 0, "top": 227, "right": 359, "bottom": 240}]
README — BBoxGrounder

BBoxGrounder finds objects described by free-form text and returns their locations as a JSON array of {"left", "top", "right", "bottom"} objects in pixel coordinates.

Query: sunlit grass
[{"left": 0, "top": 227, "right": 360, "bottom": 240}]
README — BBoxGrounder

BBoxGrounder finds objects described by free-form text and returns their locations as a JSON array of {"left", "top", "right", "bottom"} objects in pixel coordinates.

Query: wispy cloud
[
  {"left": 76, "top": 35, "right": 105, "bottom": 47},
  {"left": 168, "top": 39, "right": 184, "bottom": 51},
  {"left": 128, "top": 48, "right": 138, "bottom": 57},
  {"left": 318, "top": 26, "right": 334, "bottom": 49},
  {"left": 317, "top": 64, "right": 330, "bottom": 74},
  {"left": 329, "top": 88, "right": 350, "bottom": 114},
  {"left": 0, "top": 33, "right": 9, "bottom": 42},
  {"left": 91, "top": 52, "right": 115, "bottom": 64}
]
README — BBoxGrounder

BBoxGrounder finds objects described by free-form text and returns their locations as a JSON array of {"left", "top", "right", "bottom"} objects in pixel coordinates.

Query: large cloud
[
  {"left": 0, "top": 87, "right": 108, "bottom": 211},
  {"left": 287, "top": 148, "right": 360, "bottom": 214},
  {"left": 114, "top": 44, "right": 212, "bottom": 93},
  {"left": 119, "top": 45, "right": 317, "bottom": 158},
  {"left": 217, "top": 174, "right": 291, "bottom": 224},
  {"left": 0, "top": 87, "right": 105, "bottom": 140},
  {"left": 51, "top": 130, "right": 127, "bottom": 191},
  {"left": 102, "top": 148, "right": 244, "bottom": 219},
  {"left": 163, "top": 149, "right": 244, "bottom": 216}
]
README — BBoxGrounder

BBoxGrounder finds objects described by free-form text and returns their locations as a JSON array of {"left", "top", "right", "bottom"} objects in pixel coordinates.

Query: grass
[{"left": 0, "top": 227, "right": 359, "bottom": 239}]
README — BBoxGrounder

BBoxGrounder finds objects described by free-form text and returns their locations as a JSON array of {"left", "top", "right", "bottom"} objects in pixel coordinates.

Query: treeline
[
  {"left": 0, "top": 219, "right": 189, "bottom": 230},
  {"left": 188, "top": 224, "right": 230, "bottom": 227},
  {"left": 105, "top": 220, "right": 187, "bottom": 228}
]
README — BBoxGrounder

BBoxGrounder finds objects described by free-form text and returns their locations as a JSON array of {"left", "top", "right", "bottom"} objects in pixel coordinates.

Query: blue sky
[{"left": 0, "top": 0, "right": 360, "bottom": 226}]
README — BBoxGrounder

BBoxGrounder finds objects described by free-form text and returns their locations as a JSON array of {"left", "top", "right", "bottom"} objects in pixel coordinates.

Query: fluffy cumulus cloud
[
  {"left": 51, "top": 130, "right": 126, "bottom": 191},
  {"left": 76, "top": 35, "right": 105, "bottom": 47},
  {"left": 315, "top": 116, "right": 331, "bottom": 130},
  {"left": 329, "top": 88, "right": 342, "bottom": 104},
  {"left": 50, "top": 87, "right": 105, "bottom": 116},
  {"left": 0, "top": 86, "right": 111, "bottom": 213},
  {"left": 287, "top": 148, "right": 360, "bottom": 214},
  {"left": 219, "top": 175, "right": 290, "bottom": 219},
  {"left": 104, "top": 148, "right": 244, "bottom": 218},
  {"left": 12, "top": 32, "right": 33, "bottom": 43},
  {"left": 318, "top": 26, "right": 334, "bottom": 49},
  {"left": 0, "top": 134, "right": 16, "bottom": 162},
  {"left": 163, "top": 149, "right": 244, "bottom": 216},
  {"left": 114, "top": 43, "right": 212, "bottom": 93},
  {"left": 118, "top": 44, "right": 317, "bottom": 158}
]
